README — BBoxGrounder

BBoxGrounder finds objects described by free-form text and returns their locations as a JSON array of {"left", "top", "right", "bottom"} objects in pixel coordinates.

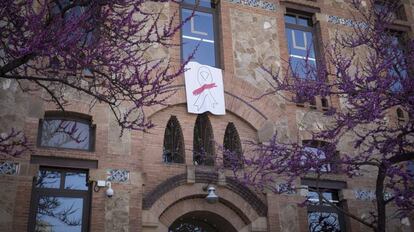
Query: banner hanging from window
[{"left": 184, "top": 61, "right": 226, "bottom": 115}]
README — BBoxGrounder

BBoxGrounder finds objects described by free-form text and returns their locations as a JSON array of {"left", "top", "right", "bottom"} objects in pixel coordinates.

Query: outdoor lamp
[{"left": 205, "top": 186, "right": 219, "bottom": 204}]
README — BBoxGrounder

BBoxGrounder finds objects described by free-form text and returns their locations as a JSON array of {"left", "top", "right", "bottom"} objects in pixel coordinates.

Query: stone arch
[
  {"left": 143, "top": 172, "right": 267, "bottom": 217},
  {"left": 142, "top": 172, "right": 268, "bottom": 232},
  {"left": 144, "top": 85, "right": 275, "bottom": 131},
  {"left": 142, "top": 184, "right": 267, "bottom": 232}
]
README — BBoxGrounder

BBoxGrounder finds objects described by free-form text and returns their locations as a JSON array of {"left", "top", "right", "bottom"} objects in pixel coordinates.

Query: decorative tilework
[
  {"left": 384, "top": 192, "right": 393, "bottom": 201},
  {"left": 225, "top": 0, "right": 276, "bottom": 11},
  {"left": 328, "top": 15, "right": 367, "bottom": 29},
  {"left": 276, "top": 183, "right": 296, "bottom": 194},
  {"left": 354, "top": 189, "right": 375, "bottom": 200},
  {"left": 354, "top": 189, "right": 393, "bottom": 201},
  {"left": 106, "top": 169, "right": 130, "bottom": 183},
  {"left": 0, "top": 161, "right": 19, "bottom": 175}
]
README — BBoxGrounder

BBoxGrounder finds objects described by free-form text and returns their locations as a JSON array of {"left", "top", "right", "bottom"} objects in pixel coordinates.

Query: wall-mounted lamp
[
  {"left": 204, "top": 186, "right": 219, "bottom": 204},
  {"left": 90, "top": 180, "right": 114, "bottom": 198},
  {"left": 401, "top": 217, "right": 411, "bottom": 227}
]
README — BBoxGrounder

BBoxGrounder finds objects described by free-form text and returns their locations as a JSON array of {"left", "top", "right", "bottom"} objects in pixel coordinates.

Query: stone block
[
  {"left": 186, "top": 165, "right": 195, "bottom": 183},
  {"left": 251, "top": 217, "right": 268, "bottom": 232},
  {"left": 105, "top": 190, "right": 130, "bottom": 232},
  {"left": 279, "top": 204, "right": 299, "bottom": 232},
  {"left": 258, "top": 120, "right": 275, "bottom": 143}
]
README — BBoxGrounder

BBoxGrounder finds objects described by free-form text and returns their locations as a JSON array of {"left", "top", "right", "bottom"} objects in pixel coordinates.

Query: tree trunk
[{"left": 375, "top": 164, "right": 387, "bottom": 232}]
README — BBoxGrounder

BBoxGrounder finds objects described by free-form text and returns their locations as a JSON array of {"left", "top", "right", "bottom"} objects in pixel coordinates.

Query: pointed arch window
[
  {"left": 223, "top": 122, "right": 242, "bottom": 168},
  {"left": 163, "top": 116, "right": 185, "bottom": 164},
  {"left": 396, "top": 108, "right": 405, "bottom": 122},
  {"left": 193, "top": 113, "right": 215, "bottom": 166}
]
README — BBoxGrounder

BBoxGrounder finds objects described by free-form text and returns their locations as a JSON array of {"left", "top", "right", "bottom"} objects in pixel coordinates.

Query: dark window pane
[
  {"left": 289, "top": 57, "right": 316, "bottom": 79},
  {"left": 193, "top": 114, "right": 215, "bottom": 166},
  {"left": 223, "top": 123, "right": 242, "bottom": 168},
  {"left": 40, "top": 119, "right": 90, "bottom": 150},
  {"left": 308, "top": 212, "right": 342, "bottom": 232},
  {"left": 182, "top": 0, "right": 216, "bottom": 8},
  {"left": 321, "top": 98, "right": 329, "bottom": 108},
  {"left": 51, "top": 0, "right": 98, "bottom": 49},
  {"left": 303, "top": 146, "right": 331, "bottom": 172},
  {"left": 408, "top": 161, "right": 414, "bottom": 176},
  {"left": 65, "top": 172, "right": 88, "bottom": 191},
  {"left": 396, "top": 108, "right": 404, "bottom": 118},
  {"left": 35, "top": 196, "right": 83, "bottom": 232},
  {"left": 298, "top": 16, "right": 312, "bottom": 27},
  {"left": 163, "top": 116, "right": 185, "bottom": 164},
  {"left": 387, "top": 35, "right": 407, "bottom": 92},
  {"left": 182, "top": 9, "right": 216, "bottom": 67},
  {"left": 308, "top": 190, "right": 337, "bottom": 203},
  {"left": 285, "top": 13, "right": 317, "bottom": 79},
  {"left": 169, "top": 221, "right": 218, "bottom": 232},
  {"left": 374, "top": 0, "right": 404, "bottom": 20},
  {"left": 285, "top": 14, "right": 296, "bottom": 24},
  {"left": 36, "top": 170, "right": 61, "bottom": 189},
  {"left": 286, "top": 29, "right": 315, "bottom": 58}
]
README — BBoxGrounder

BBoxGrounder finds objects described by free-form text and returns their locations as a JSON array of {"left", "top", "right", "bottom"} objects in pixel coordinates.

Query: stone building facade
[{"left": 1, "top": 0, "right": 414, "bottom": 232}]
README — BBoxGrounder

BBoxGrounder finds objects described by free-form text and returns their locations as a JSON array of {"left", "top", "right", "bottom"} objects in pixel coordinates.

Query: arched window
[
  {"left": 193, "top": 113, "right": 214, "bottom": 166},
  {"left": 163, "top": 116, "right": 185, "bottom": 164},
  {"left": 396, "top": 108, "right": 404, "bottom": 120},
  {"left": 223, "top": 122, "right": 242, "bottom": 168}
]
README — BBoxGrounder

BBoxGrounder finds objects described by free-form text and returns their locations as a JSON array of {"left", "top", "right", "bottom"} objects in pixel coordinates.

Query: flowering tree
[
  {"left": 0, "top": 0, "right": 191, "bottom": 157},
  {"left": 225, "top": 1, "right": 414, "bottom": 231}
]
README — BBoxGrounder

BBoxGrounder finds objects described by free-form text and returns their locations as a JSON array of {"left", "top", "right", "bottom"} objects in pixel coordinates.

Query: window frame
[
  {"left": 163, "top": 115, "right": 185, "bottom": 164},
  {"left": 51, "top": 0, "right": 99, "bottom": 48},
  {"left": 37, "top": 111, "right": 96, "bottom": 152},
  {"left": 302, "top": 140, "right": 339, "bottom": 173},
  {"left": 193, "top": 113, "right": 215, "bottom": 166},
  {"left": 28, "top": 167, "right": 92, "bottom": 232},
  {"left": 373, "top": 0, "right": 406, "bottom": 21},
  {"left": 385, "top": 30, "right": 410, "bottom": 93},
  {"left": 223, "top": 122, "right": 243, "bottom": 169},
  {"left": 284, "top": 10, "right": 321, "bottom": 78},
  {"left": 302, "top": 179, "right": 347, "bottom": 232},
  {"left": 180, "top": 0, "right": 221, "bottom": 68}
]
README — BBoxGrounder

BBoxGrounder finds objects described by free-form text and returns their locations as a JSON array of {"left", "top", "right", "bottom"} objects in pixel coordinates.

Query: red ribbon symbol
[
  {"left": 192, "top": 83, "right": 217, "bottom": 96},
  {"left": 193, "top": 66, "right": 218, "bottom": 111}
]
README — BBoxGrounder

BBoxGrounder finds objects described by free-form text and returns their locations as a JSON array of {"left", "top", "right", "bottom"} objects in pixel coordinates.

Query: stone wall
[
  {"left": 1, "top": 0, "right": 414, "bottom": 232},
  {"left": 230, "top": 8, "right": 280, "bottom": 91}
]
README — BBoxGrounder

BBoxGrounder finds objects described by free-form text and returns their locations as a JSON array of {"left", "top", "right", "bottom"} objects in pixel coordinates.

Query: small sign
[{"left": 184, "top": 62, "right": 226, "bottom": 115}]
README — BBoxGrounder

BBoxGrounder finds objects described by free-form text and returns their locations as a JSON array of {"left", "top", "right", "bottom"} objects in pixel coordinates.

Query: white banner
[{"left": 184, "top": 62, "right": 226, "bottom": 115}]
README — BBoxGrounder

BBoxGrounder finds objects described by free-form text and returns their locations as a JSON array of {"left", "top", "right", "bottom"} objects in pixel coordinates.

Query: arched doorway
[{"left": 169, "top": 211, "right": 237, "bottom": 232}]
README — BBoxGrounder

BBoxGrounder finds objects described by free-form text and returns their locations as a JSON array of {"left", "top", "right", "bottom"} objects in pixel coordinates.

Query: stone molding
[
  {"left": 142, "top": 171, "right": 268, "bottom": 217},
  {"left": 145, "top": 86, "right": 271, "bottom": 130}
]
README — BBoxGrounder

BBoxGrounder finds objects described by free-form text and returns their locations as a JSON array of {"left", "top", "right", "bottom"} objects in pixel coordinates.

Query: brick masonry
[{"left": 1, "top": 0, "right": 414, "bottom": 232}]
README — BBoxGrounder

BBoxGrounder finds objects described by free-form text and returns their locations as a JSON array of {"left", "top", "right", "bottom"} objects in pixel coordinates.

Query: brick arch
[
  {"left": 145, "top": 84, "right": 277, "bottom": 130},
  {"left": 142, "top": 172, "right": 267, "bottom": 223},
  {"left": 160, "top": 199, "right": 246, "bottom": 231},
  {"left": 43, "top": 100, "right": 98, "bottom": 117}
]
